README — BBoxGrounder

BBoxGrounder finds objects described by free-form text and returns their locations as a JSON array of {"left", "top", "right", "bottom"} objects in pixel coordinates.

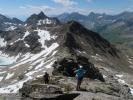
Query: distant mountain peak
[
  {"left": 38, "top": 11, "right": 47, "bottom": 19},
  {"left": 12, "top": 17, "right": 23, "bottom": 24},
  {"left": 26, "top": 11, "right": 60, "bottom": 26}
]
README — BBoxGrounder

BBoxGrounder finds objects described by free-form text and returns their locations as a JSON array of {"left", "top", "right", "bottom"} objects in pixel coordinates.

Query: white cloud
[
  {"left": 20, "top": 5, "right": 54, "bottom": 13},
  {"left": 52, "top": 0, "right": 77, "bottom": 7},
  {"left": 19, "top": 5, "right": 55, "bottom": 17}
]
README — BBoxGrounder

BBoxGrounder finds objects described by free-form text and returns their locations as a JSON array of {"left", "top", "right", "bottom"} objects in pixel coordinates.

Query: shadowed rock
[{"left": 52, "top": 55, "right": 105, "bottom": 82}]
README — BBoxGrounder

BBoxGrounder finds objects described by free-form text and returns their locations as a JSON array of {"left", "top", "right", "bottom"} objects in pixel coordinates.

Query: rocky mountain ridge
[
  {"left": 26, "top": 11, "right": 60, "bottom": 27},
  {"left": 0, "top": 14, "right": 23, "bottom": 31},
  {"left": 57, "top": 11, "right": 133, "bottom": 46},
  {"left": 0, "top": 11, "right": 132, "bottom": 100}
]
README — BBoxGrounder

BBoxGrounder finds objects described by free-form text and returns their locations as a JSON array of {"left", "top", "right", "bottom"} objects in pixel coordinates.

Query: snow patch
[
  {"left": 51, "top": 35, "right": 58, "bottom": 40},
  {"left": 35, "top": 29, "right": 51, "bottom": 48},
  {"left": 25, "top": 43, "right": 30, "bottom": 47},
  {"left": 51, "top": 51, "right": 58, "bottom": 56},
  {"left": 76, "top": 50, "right": 87, "bottom": 54},
  {"left": 0, "top": 76, "right": 32, "bottom": 93},
  {"left": 10, "top": 43, "right": 58, "bottom": 69},
  {"left": 24, "top": 24, "right": 27, "bottom": 26},
  {"left": 37, "top": 19, "right": 53, "bottom": 25},
  {"left": 26, "top": 70, "right": 38, "bottom": 76},
  {"left": 0, "top": 37, "right": 7, "bottom": 47},
  {"left": 115, "top": 74, "right": 133, "bottom": 95},
  {"left": 28, "top": 66, "right": 33, "bottom": 70},
  {"left": 5, "top": 26, "right": 17, "bottom": 31},
  {"left": 5, "top": 73, "right": 14, "bottom": 80},
  {"left": 116, "top": 74, "right": 123, "bottom": 78},
  {"left": 4, "top": 22, "right": 16, "bottom": 26},
  {"left": 45, "top": 61, "right": 55, "bottom": 68},
  {"left": 91, "top": 54, "right": 103, "bottom": 61},
  {"left": 20, "top": 53, "right": 31, "bottom": 62},
  {"left": 0, "top": 77, "right": 3, "bottom": 81},
  {"left": 10, "top": 38, "right": 21, "bottom": 45},
  {"left": 117, "top": 79, "right": 126, "bottom": 84},
  {"left": 0, "top": 71, "right": 7, "bottom": 74},
  {"left": 103, "top": 75, "right": 107, "bottom": 78},
  {"left": 128, "top": 61, "right": 133, "bottom": 64},
  {"left": 98, "top": 16, "right": 103, "bottom": 19},
  {"left": 130, "top": 88, "right": 133, "bottom": 95},
  {"left": 36, "top": 74, "right": 43, "bottom": 78},
  {"left": 31, "top": 59, "right": 43, "bottom": 66},
  {"left": 35, "top": 61, "right": 44, "bottom": 70},
  {"left": 23, "top": 31, "right": 31, "bottom": 39}
]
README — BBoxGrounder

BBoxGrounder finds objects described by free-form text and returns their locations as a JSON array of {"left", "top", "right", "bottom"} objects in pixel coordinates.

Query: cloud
[
  {"left": 19, "top": 5, "right": 55, "bottom": 16},
  {"left": 52, "top": 0, "right": 77, "bottom": 7},
  {"left": 18, "top": 4, "right": 114, "bottom": 17},
  {"left": 20, "top": 5, "right": 54, "bottom": 13}
]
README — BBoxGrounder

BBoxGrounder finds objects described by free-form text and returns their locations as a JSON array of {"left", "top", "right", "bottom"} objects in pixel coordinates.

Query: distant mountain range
[
  {"left": 0, "top": 14, "right": 23, "bottom": 31},
  {"left": 0, "top": 11, "right": 133, "bottom": 47},
  {"left": 57, "top": 11, "right": 133, "bottom": 47}
]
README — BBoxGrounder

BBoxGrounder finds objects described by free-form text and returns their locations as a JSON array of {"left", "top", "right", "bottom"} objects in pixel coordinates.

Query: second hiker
[{"left": 43, "top": 72, "right": 50, "bottom": 84}]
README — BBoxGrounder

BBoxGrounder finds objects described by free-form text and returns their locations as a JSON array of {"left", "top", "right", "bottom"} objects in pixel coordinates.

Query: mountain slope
[
  {"left": 0, "top": 14, "right": 24, "bottom": 31},
  {"left": 0, "top": 12, "right": 132, "bottom": 96},
  {"left": 57, "top": 12, "right": 133, "bottom": 46}
]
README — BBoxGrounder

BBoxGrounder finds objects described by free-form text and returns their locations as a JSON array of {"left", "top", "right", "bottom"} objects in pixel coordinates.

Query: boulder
[
  {"left": 19, "top": 82, "right": 62, "bottom": 99},
  {"left": 19, "top": 80, "right": 79, "bottom": 100}
]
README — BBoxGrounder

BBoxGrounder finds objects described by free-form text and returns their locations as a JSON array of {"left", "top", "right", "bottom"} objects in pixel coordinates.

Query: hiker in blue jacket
[{"left": 74, "top": 65, "right": 86, "bottom": 91}]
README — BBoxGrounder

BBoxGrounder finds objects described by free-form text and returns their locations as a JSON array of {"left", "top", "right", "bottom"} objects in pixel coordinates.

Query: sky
[{"left": 0, "top": 0, "right": 133, "bottom": 21}]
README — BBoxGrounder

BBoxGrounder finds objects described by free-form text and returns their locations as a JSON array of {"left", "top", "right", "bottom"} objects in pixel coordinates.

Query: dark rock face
[
  {"left": 69, "top": 21, "right": 119, "bottom": 57},
  {"left": 57, "top": 21, "right": 120, "bottom": 58},
  {"left": 24, "top": 31, "right": 42, "bottom": 53},
  {"left": 52, "top": 56, "right": 105, "bottom": 82},
  {"left": 26, "top": 11, "right": 60, "bottom": 26},
  {"left": 0, "top": 30, "right": 42, "bottom": 54},
  {"left": 64, "top": 32, "right": 81, "bottom": 51},
  {"left": 5, "top": 40, "right": 29, "bottom": 54}
]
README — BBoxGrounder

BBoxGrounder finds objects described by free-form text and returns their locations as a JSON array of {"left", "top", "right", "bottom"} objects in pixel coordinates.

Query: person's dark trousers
[
  {"left": 76, "top": 79, "right": 83, "bottom": 91},
  {"left": 44, "top": 79, "right": 49, "bottom": 84}
]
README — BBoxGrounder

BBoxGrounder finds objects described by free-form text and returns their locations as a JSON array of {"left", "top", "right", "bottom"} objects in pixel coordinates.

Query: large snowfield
[{"left": 0, "top": 29, "right": 59, "bottom": 93}]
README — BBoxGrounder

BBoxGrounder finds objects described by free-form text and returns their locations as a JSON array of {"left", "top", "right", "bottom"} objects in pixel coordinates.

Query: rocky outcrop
[
  {"left": 24, "top": 31, "right": 42, "bottom": 53},
  {"left": 19, "top": 75, "right": 133, "bottom": 100},
  {"left": 26, "top": 11, "right": 60, "bottom": 26},
  {"left": 19, "top": 79, "right": 80, "bottom": 100},
  {"left": 52, "top": 55, "right": 105, "bottom": 82}
]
